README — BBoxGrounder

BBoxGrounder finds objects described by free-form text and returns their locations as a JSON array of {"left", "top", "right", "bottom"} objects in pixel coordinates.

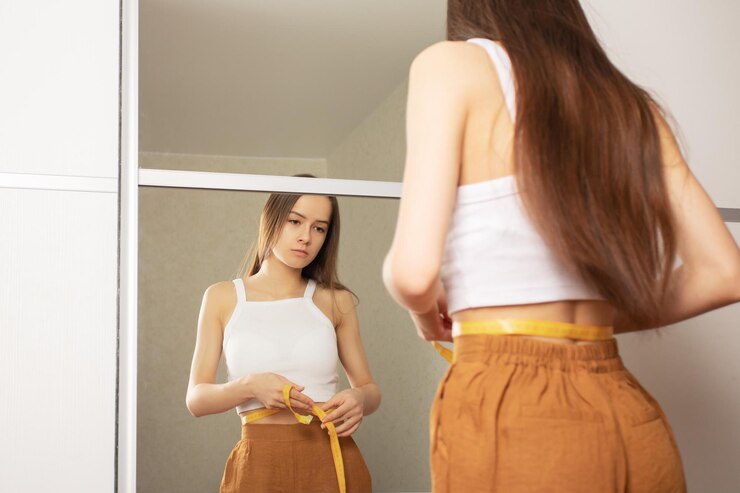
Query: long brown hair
[
  {"left": 447, "top": 0, "right": 677, "bottom": 325},
  {"left": 236, "top": 175, "right": 355, "bottom": 308}
]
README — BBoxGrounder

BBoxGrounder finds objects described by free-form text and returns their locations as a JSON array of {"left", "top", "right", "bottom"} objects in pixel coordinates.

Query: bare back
[{"left": 453, "top": 43, "right": 615, "bottom": 337}]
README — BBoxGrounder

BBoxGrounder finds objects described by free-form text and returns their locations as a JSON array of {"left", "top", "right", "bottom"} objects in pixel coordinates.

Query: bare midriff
[
  {"left": 452, "top": 299, "right": 616, "bottom": 345},
  {"left": 239, "top": 401, "right": 329, "bottom": 425}
]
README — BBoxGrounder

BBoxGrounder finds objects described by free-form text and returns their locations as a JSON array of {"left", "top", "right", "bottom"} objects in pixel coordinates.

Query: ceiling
[{"left": 139, "top": 0, "right": 447, "bottom": 158}]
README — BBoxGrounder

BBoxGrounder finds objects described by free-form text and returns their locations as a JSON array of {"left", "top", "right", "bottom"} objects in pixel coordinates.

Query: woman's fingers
[
  {"left": 334, "top": 415, "right": 362, "bottom": 436},
  {"left": 323, "top": 403, "right": 360, "bottom": 430},
  {"left": 332, "top": 418, "right": 351, "bottom": 434},
  {"left": 266, "top": 399, "right": 284, "bottom": 410},
  {"left": 320, "top": 394, "right": 342, "bottom": 412},
  {"left": 337, "top": 422, "right": 360, "bottom": 437},
  {"left": 289, "top": 387, "right": 315, "bottom": 409},
  {"left": 321, "top": 401, "right": 349, "bottom": 425},
  {"left": 290, "top": 397, "right": 313, "bottom": 412},
  {"left": 271, "top": 377, "right": 313, "bottom": 410}
]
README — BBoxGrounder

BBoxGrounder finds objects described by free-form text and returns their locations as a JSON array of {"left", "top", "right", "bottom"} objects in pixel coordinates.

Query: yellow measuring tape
[
  {"left": 241, "top": 385, "right": 346, "bottom": 493},
  {"left": 432, "top": 318, "right": 614, "bottom": 363}
]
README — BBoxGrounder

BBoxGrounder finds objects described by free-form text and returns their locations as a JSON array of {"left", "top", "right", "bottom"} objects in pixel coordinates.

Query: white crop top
[
  {"left": 440, "top": 38, "right": 604, "bottom": 315},
  {"left": 222, "top": 278, "right": 339, "bottom": 414}
]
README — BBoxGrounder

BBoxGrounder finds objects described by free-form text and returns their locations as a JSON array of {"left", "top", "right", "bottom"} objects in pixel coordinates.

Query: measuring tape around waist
[
  {"left": 241, "top": 385, "right": 346, "bottom": 493},
  {"left": 431, "top": 318, "right": 614, "bottom": 364}
]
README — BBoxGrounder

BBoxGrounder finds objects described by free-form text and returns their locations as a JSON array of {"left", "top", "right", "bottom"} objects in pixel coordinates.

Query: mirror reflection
[
  {"left": 138, "top": 187, "right": 446, "bottom": 492},
  {"left": 138, "top": 1, "right": 740, "bottom": 492},
  {"left": 139, "top": 0, "right": 446, "bottom": 181}
]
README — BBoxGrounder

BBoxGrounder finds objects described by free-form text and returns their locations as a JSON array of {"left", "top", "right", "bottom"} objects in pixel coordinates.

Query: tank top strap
[
  {"left": 232, "top": 278, "right": 247, "bottom": 305},
  {"left": 303, "top": 278, "right": 317, "bottom": 300},
  {"left": 466, "top": 38, "right": 517, "bottom": 121}
]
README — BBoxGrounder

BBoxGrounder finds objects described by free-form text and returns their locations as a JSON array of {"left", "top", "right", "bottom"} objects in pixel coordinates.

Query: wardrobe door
[
  {"left": 0, "top": 2, "right": 118, "bottom": 179},
  {"left": 0, "top": 1, "right": 120, "bottom": 491},
  {"left": 0, "top": 189, "right": 117, "bottom": 492}
]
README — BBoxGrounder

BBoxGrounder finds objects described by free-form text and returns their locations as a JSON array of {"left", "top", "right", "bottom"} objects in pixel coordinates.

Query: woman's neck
[{"left": 252, "top": 256, "right": 305, "bottom": 293}]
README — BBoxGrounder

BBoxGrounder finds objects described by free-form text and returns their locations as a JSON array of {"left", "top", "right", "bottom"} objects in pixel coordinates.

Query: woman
[
  {"left": 187, "top": 188, "right": 379, "bottom": 493},
  {"left": 383, "top": 1, "right": 740, "bottom": 492}
]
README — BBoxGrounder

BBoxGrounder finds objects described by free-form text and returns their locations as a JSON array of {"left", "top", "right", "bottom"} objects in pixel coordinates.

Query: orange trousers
[
  {"left": 220, "top": 420, "right": 372, "bottom": 493},
  {"left": 430, "top": 335, "right": 686, "bottom": 492}
]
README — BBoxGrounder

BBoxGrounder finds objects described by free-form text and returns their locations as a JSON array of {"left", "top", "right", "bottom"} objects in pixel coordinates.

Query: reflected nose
[{"left": 298, "top": 226, "right": 311, "bottom": 245}]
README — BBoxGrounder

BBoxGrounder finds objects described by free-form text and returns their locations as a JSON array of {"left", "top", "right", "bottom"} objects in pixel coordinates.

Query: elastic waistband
[
  {"left": 240, "top": 419, "right": 327, "bottom": 442},
  {"left": 453, "top": 334, "right": 623, "bottom": 373}
]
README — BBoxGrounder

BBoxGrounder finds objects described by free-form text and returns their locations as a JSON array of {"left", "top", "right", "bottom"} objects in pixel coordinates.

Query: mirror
[
  {"left": 138, "top": 187, "right": 448, "bottom": 492},
  {"left": 139, "top": 3, "right": 449, "bottom": 490},
  {"left": 139, "top": 0, "right": 447, "bottom": 182},
  {"left": 135, "top": 1, "right": 740, "bottom": 492}
]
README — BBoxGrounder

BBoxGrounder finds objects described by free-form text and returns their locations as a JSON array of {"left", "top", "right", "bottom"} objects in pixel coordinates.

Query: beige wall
[{"left": 328, "top": 82, "right": 408, "bottom": 182}]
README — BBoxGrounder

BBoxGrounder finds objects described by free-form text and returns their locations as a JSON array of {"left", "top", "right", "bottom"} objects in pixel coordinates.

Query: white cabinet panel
[
  {"left": 617, "top": 223, "right": 740, "bottom": 492},
  {"left": 0, "top": 189, "right": 117, "bottom": 492},
  {"left": 586, "top": 1, "right": 740, "bottom": 208},
  {"left": 0, "top": 2, "right": 119, "bottom": 178}
]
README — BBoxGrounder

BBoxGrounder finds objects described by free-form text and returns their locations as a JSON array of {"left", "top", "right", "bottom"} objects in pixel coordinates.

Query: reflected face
[{"left": 271, "top": 195, "right": 333, "bottom": 270}]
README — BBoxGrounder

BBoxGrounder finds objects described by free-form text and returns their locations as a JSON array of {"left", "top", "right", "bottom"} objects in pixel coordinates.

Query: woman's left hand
[{"left": 320, "top": 388, "right": 365, "bottom": 437}]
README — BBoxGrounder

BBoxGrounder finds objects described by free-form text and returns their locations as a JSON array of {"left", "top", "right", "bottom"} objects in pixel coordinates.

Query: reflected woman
[
  {"left": 383, "top": 1, "right": 740, "bottom": 492},
  {"left": 187, "top": 186, "right": 378, "bottom": 493}
]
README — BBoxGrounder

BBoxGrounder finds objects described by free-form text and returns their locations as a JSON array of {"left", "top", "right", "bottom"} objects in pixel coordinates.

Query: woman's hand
[
  {"left": 244, "top": 373, "right": 315, "bottom": 412},
  {"left": 409, "top": 289, "right": 453, "bottom": 342},
  {"left": 319, "top": 388, "right": 365, "bottom": 437}
]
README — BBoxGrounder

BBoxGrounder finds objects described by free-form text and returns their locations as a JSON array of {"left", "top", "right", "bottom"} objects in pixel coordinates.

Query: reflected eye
[
  {"left": 314, "top": 226, "right": 327, "bottom": 234},
  {"left": 288, "top": 219, "right": 300, "bottom": 225}
]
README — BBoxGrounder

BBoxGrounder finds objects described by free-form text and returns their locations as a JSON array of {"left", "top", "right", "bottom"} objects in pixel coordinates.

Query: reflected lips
[{"left": 292, "top": 249, "right": 308, "bottom": 257}]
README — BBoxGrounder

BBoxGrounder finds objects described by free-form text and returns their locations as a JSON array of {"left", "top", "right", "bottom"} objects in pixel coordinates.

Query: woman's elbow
[
  {"left": 185, "top": 391, "right": 203, "bottom": 418},
  {"left": 186, "top": 404, "right": 202, "bottom": 418},
  {"left": 384, "top": 254, "right": 438, "bottom": 301},
  {"left": 708, "top": 258, "right": 740, "bottom": 305}
]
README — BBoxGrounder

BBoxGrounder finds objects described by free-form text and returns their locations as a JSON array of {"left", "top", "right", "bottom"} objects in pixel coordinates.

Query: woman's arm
[
  {"left": 186, "top": 282, "right": 314, "bottom": 417},
  {"left": 186, "top": 282, "right": 252, "bottom": 417},
  {"left": 615, "top": 114, "right": 740, "bottom": 332},
  {"left": 383, "top": 42, "right": 478, "bottom": 336},
  {"left": 320, "top": 290, "right": 380, "bottom": 437}
]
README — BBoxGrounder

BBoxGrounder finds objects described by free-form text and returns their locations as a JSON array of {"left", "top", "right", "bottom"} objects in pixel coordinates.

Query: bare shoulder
[
  {"left": 409, "top": 40, "right": 500, "bottom": 109},
  {"left": 412, "top": 40, "right": 493, "bottom": 79},
  {"left": 313, "top": 285, "right": 357, "bottom": 327},
  {"left": 413, "top": 40, "right": 488, "bottom": 68},
  {"left": 201, "top": 280, "right": 237, "bottom": 323},
  {"left": 649, "top": 104, "right": 687, "bottom": 170},
  {"left": 204, "top": 280, "right": 236, "bottom": 302},
  {"left": 332, "top": 288, "right": 357, "bottom": 312}
]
